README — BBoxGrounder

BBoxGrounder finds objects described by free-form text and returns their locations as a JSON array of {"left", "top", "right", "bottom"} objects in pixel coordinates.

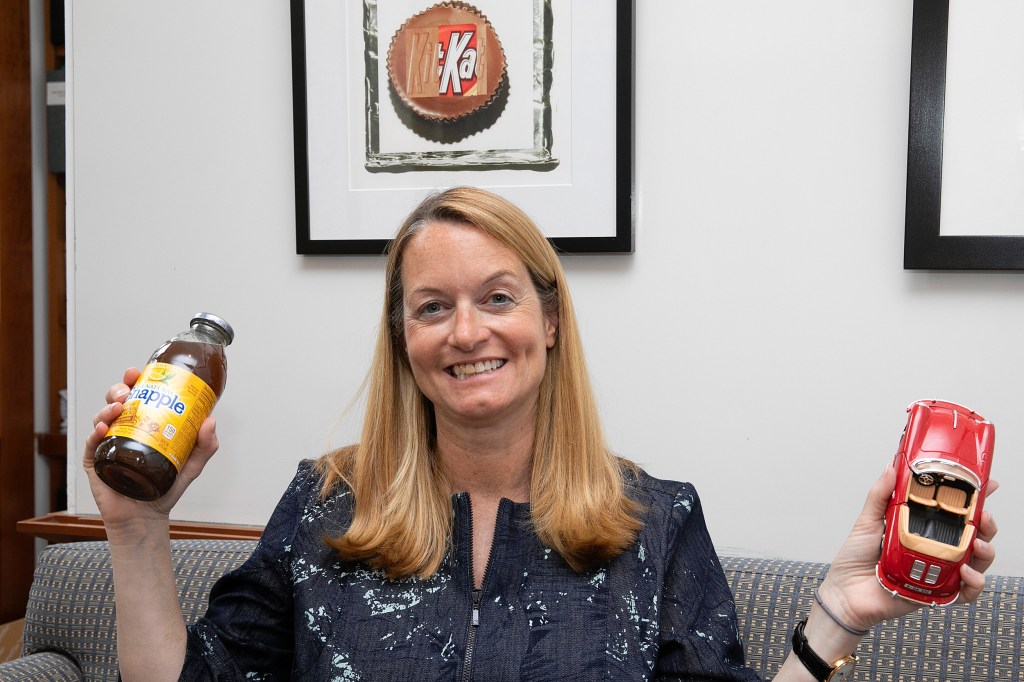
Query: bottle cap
[{"left": 191, "top": 312, "right": 234, "bottom": 345}]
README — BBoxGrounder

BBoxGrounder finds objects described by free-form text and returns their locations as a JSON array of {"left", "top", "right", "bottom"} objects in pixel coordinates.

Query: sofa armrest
[
  {"left": 20, "top": 539, "right": 257, "bottom": 681},
  {"left": 0, "top": 651, "right": 83, "bottom": 681}
]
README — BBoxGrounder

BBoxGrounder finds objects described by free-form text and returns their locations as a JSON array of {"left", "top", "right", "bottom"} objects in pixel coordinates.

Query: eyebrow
[
  {"left": 481, "top": 270, "right": 524, "bottom": 286},
  {"left": 407, "top": 270, "right": 526, "bottom": 299}
]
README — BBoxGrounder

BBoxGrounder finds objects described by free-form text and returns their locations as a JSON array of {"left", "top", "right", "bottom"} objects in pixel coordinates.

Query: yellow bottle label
[{"left": 104, "top": 362, "right": 216, "bottom": 472}]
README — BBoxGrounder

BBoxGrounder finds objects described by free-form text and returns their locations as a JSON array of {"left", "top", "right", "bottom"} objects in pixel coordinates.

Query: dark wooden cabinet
[{"left": 0, "top": 0, "right": 39, "bottom": 624}]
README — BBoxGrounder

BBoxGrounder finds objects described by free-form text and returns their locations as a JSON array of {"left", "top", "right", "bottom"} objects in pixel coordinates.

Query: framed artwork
[
  {"left": 291, "top": 0, "right": 634, "bottom": 255},
  {"left": 904, "top": 0, "right": 1024, "bottom": 270}
]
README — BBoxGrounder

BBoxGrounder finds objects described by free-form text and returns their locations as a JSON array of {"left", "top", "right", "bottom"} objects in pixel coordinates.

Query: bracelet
[{"left": 814, "top": 588, "right": 870, "bottom": 637}]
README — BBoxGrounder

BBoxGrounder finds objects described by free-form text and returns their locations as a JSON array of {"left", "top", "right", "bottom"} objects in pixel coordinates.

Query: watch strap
[{"left": 791, "top": 619, "right": 832, "bottom": 681}]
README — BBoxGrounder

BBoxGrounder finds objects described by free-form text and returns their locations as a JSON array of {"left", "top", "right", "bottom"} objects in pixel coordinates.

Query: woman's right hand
[{"left": 83, "top": 367, "right": 220, "bottom": 531}]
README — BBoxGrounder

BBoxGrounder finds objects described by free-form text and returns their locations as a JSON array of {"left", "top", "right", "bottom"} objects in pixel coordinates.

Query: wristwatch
[{"left": 791, "top": 619, "right": 858, "bottom": 681}]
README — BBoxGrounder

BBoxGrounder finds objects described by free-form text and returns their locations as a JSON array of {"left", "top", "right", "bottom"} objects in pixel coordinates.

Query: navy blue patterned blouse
[{"left": 182, "top": 461, "right": 763, "bottom": 680}]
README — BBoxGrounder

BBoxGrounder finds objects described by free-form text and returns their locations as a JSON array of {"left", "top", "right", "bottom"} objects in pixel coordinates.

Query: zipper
[
  {"left": 460, "top": 496, "right": 501, "bottom": 682},
  {"left": 461, "top": 589, "right": 482, "bottom": 682}
]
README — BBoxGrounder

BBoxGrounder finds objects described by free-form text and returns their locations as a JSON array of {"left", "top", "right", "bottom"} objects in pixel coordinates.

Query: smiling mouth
[{"left": 449, "top": 359, "right": 506, "bottom": 380}]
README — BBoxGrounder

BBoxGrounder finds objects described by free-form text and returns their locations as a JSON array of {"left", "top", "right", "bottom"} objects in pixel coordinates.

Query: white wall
[
  {"left": 30, "top": 0, "right": 53, "bottom": 556},
  {"left": 67, "top": 1, "right": 1024, "bottom": 576}
]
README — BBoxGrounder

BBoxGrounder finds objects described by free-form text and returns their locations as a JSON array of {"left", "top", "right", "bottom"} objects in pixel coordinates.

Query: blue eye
[
  {"left": 420, "top": 302, "right": 443, "bottom": 316},
  {"left": 489, "top": 293, "right": 511, "bottom": 305}
]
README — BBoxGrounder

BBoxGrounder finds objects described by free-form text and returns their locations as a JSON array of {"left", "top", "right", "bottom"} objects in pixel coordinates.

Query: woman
[{"left": 85, "top": 187, "right": 997, "bottom": 681}]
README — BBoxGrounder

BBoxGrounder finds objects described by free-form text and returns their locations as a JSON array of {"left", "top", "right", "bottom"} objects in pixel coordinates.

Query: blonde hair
[{"left": 317, "top": 187, "right": 642, "bottom": 578}]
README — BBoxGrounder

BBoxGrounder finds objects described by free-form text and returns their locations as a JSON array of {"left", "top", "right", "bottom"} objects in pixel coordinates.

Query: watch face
[{"left": 829, "top": 659, "right": 857, "bottom": 681}]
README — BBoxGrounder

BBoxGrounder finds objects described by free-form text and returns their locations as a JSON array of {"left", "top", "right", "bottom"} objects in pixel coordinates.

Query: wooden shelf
[
  {"left": 17, "top": 512, "right": 264, "bottom": 544},
  {"left": 36, "top": 432, "right": 65, "bottom": 459}
]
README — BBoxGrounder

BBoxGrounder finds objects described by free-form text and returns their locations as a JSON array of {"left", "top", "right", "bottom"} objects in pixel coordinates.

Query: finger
[
  {"left": 858, "top": 463, "right": 896, "bottom": 524},
  {"left": 985, "top": 478, "right": 1000, "bottom": 497},
  {"left": 193, "top": 417, "right": 220, "bottom": 459},
  {"left": 121, "top": 367, "right": 141, "bottom": 387},
  {"left": 957, "top": 562, "right": 987, "bottom": 604},
  {"left": 977, "top": 510, "right": 998, "bottom": 544},
  {"left": 955, "top": 525, "right": 997, "bottom": 605},
  {"left": 177, "top": 418, "right": 219, "bottom": 483},
  {"left": 970, "top": 536, "right": 996, "bottom": 574},
  {"left": 107, "top": 382, "right": 131, "bottom": 403},
  {"left": 82, "top": 420, "right": 113, "bottom": 469},
  {"left": 91, "top": 400, "right": 124, "bottom": 428},
  {"left": 104, "top": 368, "right": 141, "bottom": 404},
  {"left": 105, "top": 383, "right": 131, "bottom": 405}
]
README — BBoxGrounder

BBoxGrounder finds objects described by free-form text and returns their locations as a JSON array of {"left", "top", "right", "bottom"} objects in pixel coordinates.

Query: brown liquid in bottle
[{"left": 93, "top": 314, "right": 232, "bottom": 500}]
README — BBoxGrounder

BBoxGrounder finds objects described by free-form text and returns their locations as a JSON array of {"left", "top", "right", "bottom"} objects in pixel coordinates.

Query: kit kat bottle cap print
[{"left": 387, "top": 2, "right": 507, "bottom": 122}]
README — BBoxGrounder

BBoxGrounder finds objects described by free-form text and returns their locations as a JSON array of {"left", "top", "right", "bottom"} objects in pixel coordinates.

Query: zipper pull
[{"left": 471, "top": 589, "right": 481, "bottom": 626}]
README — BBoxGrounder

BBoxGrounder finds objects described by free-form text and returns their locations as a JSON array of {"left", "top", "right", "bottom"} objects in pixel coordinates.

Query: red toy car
[{"left": 876, "top": 400, "right": 994, "bottom": 606}]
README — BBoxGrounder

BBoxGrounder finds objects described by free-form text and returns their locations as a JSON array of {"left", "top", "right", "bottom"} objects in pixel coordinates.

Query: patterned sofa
[{"left": 0, "top": 540, "right": 1020, "bottom": 680}]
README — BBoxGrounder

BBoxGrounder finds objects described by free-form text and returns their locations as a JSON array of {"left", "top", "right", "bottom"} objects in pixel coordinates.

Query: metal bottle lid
[{"left": 191, "top": 312, "right": 234, "bottom": 345}]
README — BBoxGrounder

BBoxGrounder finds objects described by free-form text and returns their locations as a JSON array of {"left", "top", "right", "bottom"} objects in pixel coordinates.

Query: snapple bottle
[{"left": 93, "top": 313, "right": 233, "bottom": 500}]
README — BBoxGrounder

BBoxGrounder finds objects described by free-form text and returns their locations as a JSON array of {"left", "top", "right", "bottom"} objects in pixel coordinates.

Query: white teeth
[{"left": 452, "top": 359, "right": 505, "bottom": 379}]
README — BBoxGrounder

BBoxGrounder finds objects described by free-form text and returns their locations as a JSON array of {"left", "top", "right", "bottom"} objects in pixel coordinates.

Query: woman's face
[{"left": 401, "top": 221, "right": 557, "bottom": 430}]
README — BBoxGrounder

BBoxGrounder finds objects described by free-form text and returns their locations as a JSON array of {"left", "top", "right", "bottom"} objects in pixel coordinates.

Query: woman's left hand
[{"left": 815, "top": 464, "right": 999, "bottom": 632}]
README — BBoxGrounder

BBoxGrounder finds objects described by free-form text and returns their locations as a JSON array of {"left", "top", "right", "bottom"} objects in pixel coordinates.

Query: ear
[{"left": 544, "top": 311, "right": 558, "bottom": 349}]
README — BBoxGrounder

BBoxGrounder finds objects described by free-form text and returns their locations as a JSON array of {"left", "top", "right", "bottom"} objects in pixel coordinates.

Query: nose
[{"left": 450, "top": 304, "right": 489, "bottom": 351}]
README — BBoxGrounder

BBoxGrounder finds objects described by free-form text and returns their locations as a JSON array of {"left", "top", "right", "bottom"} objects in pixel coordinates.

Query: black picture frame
[
  {"left": 290, "top": 0, "right": 635, "bottom": 255},
  {"left": 904, "top": 0, "right": 1024, "bottom": 270}
]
